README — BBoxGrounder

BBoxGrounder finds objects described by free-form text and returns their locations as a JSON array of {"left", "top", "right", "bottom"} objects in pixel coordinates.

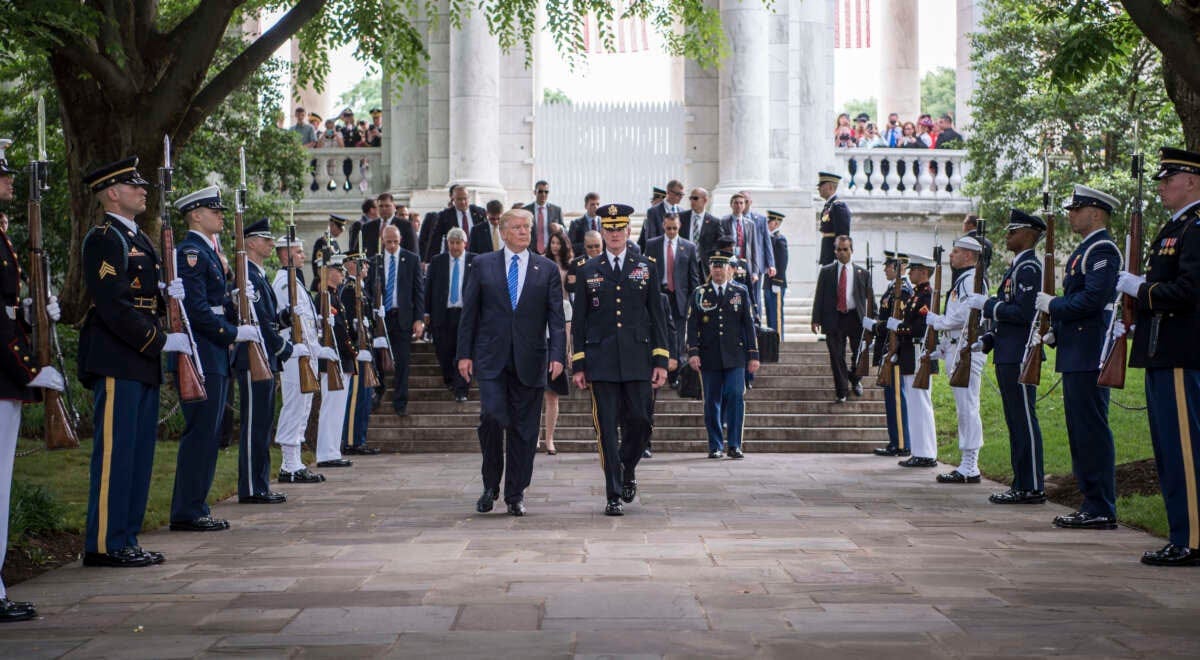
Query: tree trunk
[{"left": 1164, "top": 59, "right": 1200, "bottom": 151}]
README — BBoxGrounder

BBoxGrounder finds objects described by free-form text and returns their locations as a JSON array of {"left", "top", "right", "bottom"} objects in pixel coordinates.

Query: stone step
[
  {"left": 399, "top": 373, "right": 846, "bottom": 389},
  {"left": 370, "top": 398, "right": 883, "bottom": 416},
  {"left": 368, "top": 426, "right": 887, "bottom": 443},
  {"left": 369, "top": 412, "right": 884, "bottom": 429},
  {"left": 399, "top": 385, "right": 882, "bottom": 402},
  {"left": 367, "top": 438, "right": 880, "bottom": 453},
  {"left": 402, "top": 363, "right": 840, "bottom": 378}
]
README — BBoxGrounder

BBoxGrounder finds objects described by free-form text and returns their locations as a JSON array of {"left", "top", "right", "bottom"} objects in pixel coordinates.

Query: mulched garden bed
[
  {"left": 1043, "top": 457, "right": 1160, "bottom": 510},
  {"left": 2, "top": 531, "right": 82, "bottom": 587}
]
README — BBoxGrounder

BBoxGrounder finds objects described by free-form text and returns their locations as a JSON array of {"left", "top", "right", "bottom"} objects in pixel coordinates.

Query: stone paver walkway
[{"left": 4, "top": 453, "right": 1200, "bottom": 658}]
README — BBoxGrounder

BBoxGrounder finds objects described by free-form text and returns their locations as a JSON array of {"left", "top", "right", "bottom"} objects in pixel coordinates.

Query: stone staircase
[{"left": 366, "top": 341, "right": 887, "bottom": 453}]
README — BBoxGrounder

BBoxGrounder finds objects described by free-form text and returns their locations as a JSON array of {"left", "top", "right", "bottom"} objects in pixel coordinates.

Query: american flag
[
  {"left": 835, "top": 0, "right": 872, "bottom": 49},
  {"left": 582, "top": 10, "right": 652, "bottom": 54}
]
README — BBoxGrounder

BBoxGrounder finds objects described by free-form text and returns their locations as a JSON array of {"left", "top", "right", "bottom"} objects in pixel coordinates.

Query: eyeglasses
[
  {"left": 689, "top": 196, "right": 701, "bottom": 201},
  {"left": 535, "top": 189, "right": 549, "bottom": 194}
]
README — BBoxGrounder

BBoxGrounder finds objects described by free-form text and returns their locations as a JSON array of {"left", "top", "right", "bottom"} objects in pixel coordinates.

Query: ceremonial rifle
[
  {"left": 949, "top": 219, "right": 986, "bottom": 387},
  {"left": 318, "top": 236, "right": 345, "bottom": 391},
  {"left": 852, "top": 241, "right": 875, "bottom": 379},
  {"left": 1019, "top": 156, "right": 1055, "bottom": 386},
  {"left": 877, "top": 234, "right": 906, "bottom": 388},
  {"left": 158, "top": 135, "right": 207, "bottom": 404},
  {"left": 285, "top": 207, "right": 320, "bottom": 394},
  {"left": 912, "top": 244, "right": 945, "bottom": 390},
  {"left": 234, "top": 146, "right": 273, "bottom": 382},
  {"left": 1098, "top": 135, "right": 1144, "bottom": 388},
  {"left": 353, "top": 255, "right": 380, "bottom": 388},
  {"left": 27, "top": 99, "right": 79, "bottom": 449},
  {"left": 371, "top": 251, "right": 395, "bottom": 375}
]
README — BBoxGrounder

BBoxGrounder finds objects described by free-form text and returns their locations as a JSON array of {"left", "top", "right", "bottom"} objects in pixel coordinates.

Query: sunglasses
[{"left": 689, "top": 196, "right": 701, "bottom": 200}]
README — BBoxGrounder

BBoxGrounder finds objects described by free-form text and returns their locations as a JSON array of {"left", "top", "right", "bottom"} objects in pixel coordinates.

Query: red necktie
[
  {"left": 537, "top": 206, "right": 546, "bottom": 253},
  {"left": 460, "top": 211, "right": 468, "bottom": 231},
  {"left": 736, "top": 220, "right": 745, "bottom": 258},
  {"left": 666, "top": 239, "right": 675, "bottom": 292},
  {"left": 837, "top": 264, "right": 848, "bottom": 313}
]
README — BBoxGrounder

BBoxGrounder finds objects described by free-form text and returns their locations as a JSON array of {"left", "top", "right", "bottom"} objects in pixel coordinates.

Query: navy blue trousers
[
  {"left": 342, "top": 371, "right": 372, "bottom": 449},
  {"left": 86, "top": 377, "right": 159, "bottom": 554},
  {"left": 478, "top": 364, "right": 542, "bottom": 504},
  {"left": 237, "top": 370, "right": 276, "bottom": 499},
  {"left": 1063, "top": 371, "right": 1115, "bottom": 517},
  {"left": 172, "top": 373, "right": 229, "bottom": 522},
  {"left": 1145, "top": 368, "right": 1200, "bottom": 549},
  {"left": 995, "top": 363, "right": 1043, "bottom": 491},
  {"left": 702, "top": 367, "right": 746, "bottom": 452},
  {"left": 882, "top": 364, "right": 910, "bottom": 452}
]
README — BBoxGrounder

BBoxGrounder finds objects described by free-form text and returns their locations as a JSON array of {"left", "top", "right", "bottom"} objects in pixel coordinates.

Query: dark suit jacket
[
  {"left": 378, "top": 247, "right": 425, "bottom": 330},
  {"left": 568, "top": 215, "right": 601, "bottom": 256},
  {"left": 812, "top": 261, "right": 872, "bottom": 330},
  {"left": 424, "top": 251, "right": 475, "bottom": 330},
  {"left": 645, "top": 235, "right": 700, "bottom": 318},
  {"left": 348, "top": 216, "right": 416, "bottom": 257},
  {"left": 637, "top": 200, "right": 677, "bottom": 252},
  {"left": 523, "top": 203, "right": 563, "bottom": 256},
  {"left": 418, "top": 210, "right": 441, "bottom": 261},
  {"left": 468, "top": 220, "right": 502, "bottom": 255},
  {"left": 457, "top": 250, "right": 567, "bottom": 388},
  {"left": 429, "top": 206, "right": 487, "bottom": 262}
]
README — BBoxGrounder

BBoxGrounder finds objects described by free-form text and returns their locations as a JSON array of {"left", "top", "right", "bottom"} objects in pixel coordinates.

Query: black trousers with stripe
[
  {"left": 591, "top": 380, "right": 652, "bottom": 501},
  {"left": 995, "top": 363, "right": 1043, "bottom": 492},
  {"left": 238, "top": 370, "right": 277, "bottom": 498},
  {"left": 1146, "top": 368, "right": 1200, "bottom": 549},
  {"left": 86, "top": 378, "right": 159, "bottom": 554}
]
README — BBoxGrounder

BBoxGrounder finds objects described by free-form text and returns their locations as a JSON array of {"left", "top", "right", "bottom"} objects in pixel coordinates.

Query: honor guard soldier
[
  {"left": 899, "top": 253, "right": 939, "bottom": 468},
  {"left": 969, "top": 209, "right": 1047, "bottom": 504},
  {"left": 310, "top": 213, "right": 346, "bottom": 289},
  {"left": 315, "top": 253, "right": 356, "bottom": 468},
  {"left": 1038, "top": 185, "right": 1121, "bottom": 529},
  {"left": 79, "top": 157, "right": 189, "bottom": 566},
  {"left": 571, "top": 204, "right": 669, "bottom": 516},
  {"left": 868, "top": 251, "right": 911, "bottom": 456},
  {"left": 340, "top": 253, "right": 379, "bottom": 454},
  {"left": 817, "top": 172, "right": 851, "bottom": 266},
  {"left": 686, "top": 247, "right": 760, "bottom": 459},
  {"left": 1118, "top": 147, "right": 1200, "bottom": 566},
  {"left": 170, "top": 186, "right": 260, "bottom": 532},
  {"left": 765, "top": 211, "right": 788, "bottom": 337},
  {"left": 237, "top": 219, "right": 302, "bottom": 504}
]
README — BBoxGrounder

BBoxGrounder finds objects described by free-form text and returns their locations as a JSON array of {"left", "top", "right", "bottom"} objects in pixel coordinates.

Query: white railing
[
  {"left": 534, "top": 101, "right": 685, "bottom": 208},
  {"left": 305, "top": 147, "right": 384, "bottom": 199},
  {"left": 834, "top": 148, "right": 969, "bottom": 199}
]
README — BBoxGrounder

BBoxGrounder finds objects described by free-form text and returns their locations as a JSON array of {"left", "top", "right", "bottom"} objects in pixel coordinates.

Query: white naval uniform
[
  {"left": 930, "top": 269, "right": 989, "bottom": 474},
  {"left": 272, "top": 270, "right": 321, "bottom": 472},
  {"left": 0, "top": 400, "right": 19, "bottom": 599}
]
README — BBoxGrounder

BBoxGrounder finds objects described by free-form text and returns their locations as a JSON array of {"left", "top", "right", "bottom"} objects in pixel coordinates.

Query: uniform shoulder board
[
  {"left": 645, "top": 254, "right": 656, "bottom": 263},
  {"left": 574, "top": 256, "right": 586, "bottom": 266}
]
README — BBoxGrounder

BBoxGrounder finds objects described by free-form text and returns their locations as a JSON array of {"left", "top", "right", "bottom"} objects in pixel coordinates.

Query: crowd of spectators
[
  {"left": 289, "top": 106, "right": 383, "bottom": 149},
  {"left": 834, "top": 111, "right": 963, "bottom": 149}
]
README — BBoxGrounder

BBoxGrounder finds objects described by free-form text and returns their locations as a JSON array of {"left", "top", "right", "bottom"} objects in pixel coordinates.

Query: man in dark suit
[
  {"left": 567, "top": 192, "right": 602, "bottom": 256},
  {"left": 646, "top": 214, "right": 700, "bottom": 372},
  {"left": 457, "top": 209, "right": 566, "bottom": 516},
  {"left": 637, "top": 179, "right": 684, "bottom": 252},
  {"left": 426, "top": 228, "right": 474, "bottom": 401},
  {"left": 523, "top": 180, "right": 562, "bottom": 256},
  {"left": 349, "top": 193, "right": 417, "bottom": 258},
  {"left": 376, "top": 224, "right": 425, "bottom": 415},
  {"left": 468, "top": 200, "right": 504, "bottom": 255},
  {"left": 347, "top": 198, "right": 378, "bottom": 256},
  {"left": 680, "top": 187, "right": 723, "bottom": 276},
  {"left": 812, "top": 235, "right": 871, "bottom": 403},
  {"left": 721, "top": 192, "right": 773, "bottom": 318},
  {"left": 429, "top": 185, "right": 486, "bottom": 262}
]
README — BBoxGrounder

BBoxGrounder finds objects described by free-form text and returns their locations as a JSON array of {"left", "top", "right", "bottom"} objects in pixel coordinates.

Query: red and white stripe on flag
[
  {"left": 834, "top": 0, "right": 871, "bottom": 49},
  {"left": 582, "top": 10, "right": 651, "bottom": 54}
]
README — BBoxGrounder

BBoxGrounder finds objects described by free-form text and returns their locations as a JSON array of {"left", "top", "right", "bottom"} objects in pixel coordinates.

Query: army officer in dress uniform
[
  {"left": 1037, "top": 185, "right": 1121, "bottom": 530},
  {"left": 572, "top": 204, "right": 669, "bottom": 516},
  {"left": 817, "top": 172, "right": 851, "bottom": 266},
  {"left": 79, "top": 157, "right": 190, "bottom": 567},
  {"left": 686, "top": 247, "right": 760, "bottom": 460},
  {"left": 1117, "top": 147, "right": 1200, "bottom": 566},
  {"left": 170, "top": 185, "right": 262, "bottom": 532}
]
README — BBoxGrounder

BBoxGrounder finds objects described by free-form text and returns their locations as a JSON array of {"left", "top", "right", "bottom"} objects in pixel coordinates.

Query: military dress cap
[
  {"left": 953, "top": 235, "right": 983, "bottom": 252},
  {"left": 244, "top": 217, "right": 274, "bottom": 239},
  {"left": 708, "top": 247, "right": 734, "bottom": 264},
  {"left": 309, "top": 113, "right": 322, "bottom": 123},
  {"left": 818, "top": 171, "right": 842, "bottom": 185},
  {"left": 341, "top": 108, "right": 354, "bottom": 116},
  {"left": 83, "top": 156, "right": 150, "bottom": 193},
  {"left": 174, "top": 185, "right": 226, "bottom": 214},
  {"left": 651, "top": 186, "right": 667, "bottom": 198},
  {"left": 369, "top": 108, "right": 382, "bottom": 118},
  {"left": 276, "top": 234, "right": 304, "bottom": 248},
  {"left": 328, "top": 213, "right": 348, "bottom": 227},
  {"left": 1153, "top": 147, "right": 1200, "bottom": 180},
  {"left": 1062, "top": 184, "right": 1119, "bottom": 213},
  {"left": 766, "top": 210, "right": 785, "bottom": 221},
  {"left": 343, "top": 251, "right": 366, "bottom": 260},
  {"left": 1005, "top": 208, "right": 1047, "bottom": 232},
  {"left": 906, "top": 253, "right": 935, "bottom": 269},
  {"left": 599, "top": 203, "right": 635, "bottom": 230},
  {"left": 883, "top": 249, "right": 903, "bottom": 264},
  {"left": 0, "top": 138, "right": 15, "bottom": 175},
  {"left": 854, "top": 112, "right": 870, "bottom": 122}
]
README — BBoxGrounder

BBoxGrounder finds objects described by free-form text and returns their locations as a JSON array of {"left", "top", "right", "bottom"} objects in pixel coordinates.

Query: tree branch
[
  {"left": 134, "top": 0, "right": 157, "bottom": 50},
  {"left": 176, "top": 0, "right": 328, "bottom": 142},
  {"left": 1120, "top": 0, "right": 1200, "bottom": 94},
  {"left": 46, "top": 28, "right": 137, "bottom": 100},
  {"left": 143, "top": 0, "right": 243, "bottom": 130}
]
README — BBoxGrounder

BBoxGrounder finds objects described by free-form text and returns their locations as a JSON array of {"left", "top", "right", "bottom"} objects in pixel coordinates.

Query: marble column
[
  {"left": 716, "top": 0, "right": 771, "bottom": 190},
  {"left": 448, "top": 8, "right": 502, "bottom": 191},
  {"left": 877, "top": 0, "right": 920, "bottom": 123},
  {"left": 955, "top": 0, "right": 981, "bottom": 133}
]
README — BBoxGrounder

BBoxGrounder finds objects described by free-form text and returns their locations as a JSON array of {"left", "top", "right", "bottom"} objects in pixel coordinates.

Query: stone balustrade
[
  {"left": 833, "top": 147, "right": 970, "bottom": 199},
  {"left": 304, "top": 147, "right": 384, "bottom": 201}
]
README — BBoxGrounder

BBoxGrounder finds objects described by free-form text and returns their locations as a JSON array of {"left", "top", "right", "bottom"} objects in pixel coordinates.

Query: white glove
[
  {"left": 929, "top": 346, "right": 945, "bottom": 360},
  {"left": 166, "top": 278, "right": 185, "bottom": 301},
  {"left": 319, "top": 346, "right": 339, "bottom": 361},
  {"left": 1112, "top": 320, "right": 1126, "bottom": 339},
  {"left": 889, "top": 353, "right": 898, "bottom": 363},
  {"left": 971, "top": 340, "right": 984, "bottom": 352},
  {"left": 46, "top": 295, "right": 60, "bottom": 322},
  {"left": 962, "top": 293, "right": 987, "bottom": 310},
  {"left": 1116, "top": 271, "right": 1145, "bottom": 297},
  {"left": 861, "top": 317, "right": 875, "bottom": 332},
  {"left": 290, "top": 342, "right": 310, "bottom": 358},
  {"left": 163, "top": 332, "right": 192, "bottom": 355},
  {"left": 372, "top": 336, "right": 389, "bottom": 349},
  {"left": 357, "top": 349, "right": 373, "bottom": 363},
  {"left": 1035, "top": 292, "right": 1054, "bottom": 314},
  {"left": 234, "top": 325, "right": 259, "bottom": 343},
  {"left": 28, "top": 366, "right": 65, "bottom": 392},
  {"left": 886, "top": 318, "right": 902, "bottom": 331},
  {"left": 327, "top": 315, "right": 336, "bottom": 328},
  {"left": 231, "top": 281, "right": 257, "bottom": 301},
  {"left": 925, "top": 311, "right": 942, "bottom": 329},
  {"left": 374, "top": 307, "right": 386, "bottom": 320}
]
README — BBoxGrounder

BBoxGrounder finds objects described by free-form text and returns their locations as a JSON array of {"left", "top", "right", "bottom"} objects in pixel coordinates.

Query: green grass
[{"left": 931, "top": 346, "right": 1167, "bottom": 535}]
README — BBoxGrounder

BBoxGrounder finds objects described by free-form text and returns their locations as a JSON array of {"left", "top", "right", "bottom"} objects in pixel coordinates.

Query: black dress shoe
[
  {"left": 989, "top": 489, "right": 1047, "bottom": 505},
  {"left": 898, "top": 456, "right": 938, "bottom": 468},
  {"left": 131, "top": 546, "right": 166, "bottom": 564},
  {"left": 169, "top": 516, "right": 229, "bottom": 532},
  {"left": 0, "top": 598, "right": 36, "bottom": 622},
  {"left": 728, "top": 447, "right": 744, "bottom": 459},
  {"left": 872, "top": 446, "right": 910, "bottom": 457},
  {"left": 83, "top": 547, "right": 153, "bottom": 567},
  {"left": 455, "top": 395, "right": 468, "bottom": 403},
  {"left": 1141, "top": 543, "right": 1200, "bottom": 566},
  {"left": 356, "top": 445, "right": 381, "bottom": 455},
  {"left": 279, "top": 467, "right": 325, "bottom": 483},
  {"left": 507, "top": 501, "right": 526, "bottom": 516},
  {"left": 852, "top": 382, "right": 864, "bottom": 396},
  {"left": 621, "top": 481, "right": 638, "bottom": 503},
  {"left": 371, "top": 394, "right": 383, "bottom": 413},
  {"left": 476, "top": 488, "right": 499, "bottom": 513},
  {"left": 834, "top": 396, "right": 847, "bottom": 404},
  {"left": 936, "top": 470, "right": 981, "bottom": 484},
  {"left": 394, "top": 406, "right": 409, "bottom": 417},
  {"left": 642, "top": 448, "right": 652, "bottom": 459},
  {"left": 605, "top": 499, "right": 624, "bottom": 516},
  {"left": 239, "top": 492, "right": 287, "bottom": 504},
  {"left": 316, "top": 458, "right": 353, "bottom": 468},
  {"left": 1053, "top": 511, "right": 1118, "bottom": 530},
  {"left": 707, "top": 450, "right": 724, "bottom": 459}
]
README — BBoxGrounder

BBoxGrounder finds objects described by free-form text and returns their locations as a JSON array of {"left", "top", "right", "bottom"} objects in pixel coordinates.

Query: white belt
[{"left": 211, "top": 306, "right": 225, "bottom": 316}]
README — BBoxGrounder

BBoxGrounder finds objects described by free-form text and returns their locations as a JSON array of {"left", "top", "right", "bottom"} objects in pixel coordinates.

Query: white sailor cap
[
  {"left": 174, "top": 185, "right": 226, "bottom": 214},
  {"left": 953, "top": 236, "right": 982, "bottom": 252},
  {"left": 1062, "top": 184, "right": 1119, "bottom": 214},
  {"left": 906, "top": 253, "right": 936, "bottom": 268},
  {"left": 276, "top": 235, "right": 304, "bottom": 248}
]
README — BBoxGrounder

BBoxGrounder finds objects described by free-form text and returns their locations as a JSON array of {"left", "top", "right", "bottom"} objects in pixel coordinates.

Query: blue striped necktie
[
  {"left": 449, "top": 257, "right": 460, "bottom": 305},
  {"left": 508, "top": 254, "right": 519, "bottom": 310},
  {"left": 385, "top": 253, "right": 396, "bottom": 311}
]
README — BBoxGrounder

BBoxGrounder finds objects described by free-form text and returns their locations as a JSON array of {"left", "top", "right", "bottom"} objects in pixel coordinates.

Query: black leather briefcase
[{"left": 757, "top": 326, "right": 780, "bottom": 363}]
